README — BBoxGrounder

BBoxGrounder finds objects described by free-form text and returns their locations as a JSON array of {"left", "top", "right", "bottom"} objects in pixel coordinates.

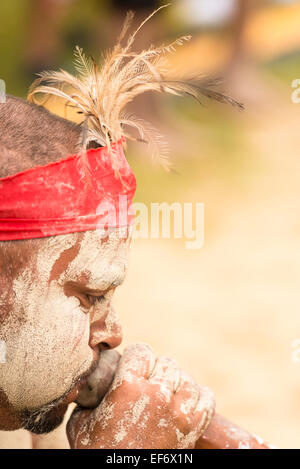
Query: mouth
[
  {"left": 60, "top": 346, "right": 101, "bottom": 406},
  {"left": 75, "top": 349, "right": 121, "bottom": 408}
]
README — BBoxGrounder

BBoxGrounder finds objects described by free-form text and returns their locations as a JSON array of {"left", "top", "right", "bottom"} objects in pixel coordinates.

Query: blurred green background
[{"left": 1, "top": 0, "right": 300, "bottom": 449}]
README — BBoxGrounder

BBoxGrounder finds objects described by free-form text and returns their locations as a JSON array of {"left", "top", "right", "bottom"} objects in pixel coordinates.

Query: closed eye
[
  {"left": 87, "top": 294, "right": 105, "bottom": 306},
  {"left": 63, "top": 281, "right": 107, "bottom": 311},
  {"left": 77, "top": 292, "right": 106, "bottom": 310},
  {"left": 63, "top": 281, "right": 115, "bottom": 313}
]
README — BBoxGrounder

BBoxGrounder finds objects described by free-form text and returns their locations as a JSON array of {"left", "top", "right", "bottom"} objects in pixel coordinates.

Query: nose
[{"left": 89, "top": 306, "right": 123, "bottom": 350}]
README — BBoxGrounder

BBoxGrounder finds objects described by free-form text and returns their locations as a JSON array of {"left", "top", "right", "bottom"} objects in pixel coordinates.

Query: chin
[
  {"left": 20, "top": 383, "right": 80, "bottom": 434},
  {"left": 20, "top": 357, "right": 98, "bottom": 434},
  {"left": 21, "top": 397, "right": 70, "bottom": 435}
]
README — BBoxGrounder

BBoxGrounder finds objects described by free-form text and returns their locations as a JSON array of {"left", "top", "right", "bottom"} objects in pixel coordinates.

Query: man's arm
[{"left": 67, "top": 343, "right": 215, "bottom": 449}]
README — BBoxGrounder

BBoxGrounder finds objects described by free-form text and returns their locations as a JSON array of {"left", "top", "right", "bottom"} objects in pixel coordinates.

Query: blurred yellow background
[{"left": 1, "top": 0, "right": 300, "bottom": 449}]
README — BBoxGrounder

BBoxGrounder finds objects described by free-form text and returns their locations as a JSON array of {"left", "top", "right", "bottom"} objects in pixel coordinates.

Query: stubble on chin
[
  {"left": 20, "top": 358, "right": 98, "bottom": 434},
  {"left": 20, "top": 391, "right": 70, "bottom": 434}
]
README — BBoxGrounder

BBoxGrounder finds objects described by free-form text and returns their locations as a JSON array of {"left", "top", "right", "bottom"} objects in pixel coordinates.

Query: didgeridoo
[{"left": 76, "top": 350, "right": 273, "bottom": 450}]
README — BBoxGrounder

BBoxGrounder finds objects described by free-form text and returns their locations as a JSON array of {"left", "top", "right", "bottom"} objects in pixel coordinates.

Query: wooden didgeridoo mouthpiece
[
  {"left": 76, "top": 350, "right": 273, "bottom": 450},
  {"left": 76, "top": 350, "right": 121, "bottom": 408}
]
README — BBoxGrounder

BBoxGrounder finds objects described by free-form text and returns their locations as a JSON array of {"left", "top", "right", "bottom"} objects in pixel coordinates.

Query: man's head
[{"left": 0, "top": 96, "right": 131, "bottom": 433}]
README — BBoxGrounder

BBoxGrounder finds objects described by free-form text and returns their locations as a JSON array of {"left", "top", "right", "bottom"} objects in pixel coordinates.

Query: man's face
[{"left": 0, "top": 228, "right": 131, "bottom": 433}]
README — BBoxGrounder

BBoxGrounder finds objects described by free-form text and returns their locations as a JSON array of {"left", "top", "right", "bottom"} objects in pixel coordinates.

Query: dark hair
[{"left": 0, "top": 94, "right": 81, "bottom": 178}]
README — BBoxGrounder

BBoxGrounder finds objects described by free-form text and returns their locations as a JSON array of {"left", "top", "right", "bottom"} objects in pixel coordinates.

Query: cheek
[{"left": 0, "top": 287, "right": 93, "bottom": 410}]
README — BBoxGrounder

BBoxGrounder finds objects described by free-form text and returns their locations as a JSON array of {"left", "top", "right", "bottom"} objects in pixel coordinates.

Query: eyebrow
[{"left": 64, "top": 271, "right": 125, "bottom": 295}]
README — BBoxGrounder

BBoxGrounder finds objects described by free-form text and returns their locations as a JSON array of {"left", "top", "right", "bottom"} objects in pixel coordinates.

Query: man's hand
[{"left": 67, "top": 343, "right": 215, "bottom": 449}]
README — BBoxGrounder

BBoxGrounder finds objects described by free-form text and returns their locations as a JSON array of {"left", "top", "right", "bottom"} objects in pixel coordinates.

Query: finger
[
  {"left": 174, "top": 371, "right": 201, "bottom": 417},
  {"left": 193, "top": 384, "right": 215, "bottom": 435},
  {"left": 177, "top": 372, "right": 215, "bottom": 437},
  {"left": 176, "top": 372, "right": 215, "bottom": 417},
  {"left": 174, "top": 373, "right": 215, "bottom": 447},
  {"left": 148, "top": 356, "right": 181, "bottom": 400},
  {"left": 111, "top": 343, "right": 155, "bottom": 390}
]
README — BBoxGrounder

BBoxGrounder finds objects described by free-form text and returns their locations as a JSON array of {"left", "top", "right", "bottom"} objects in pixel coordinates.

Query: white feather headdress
[{"left": 28, "top": 4, "right": 243, "bottom": 178}]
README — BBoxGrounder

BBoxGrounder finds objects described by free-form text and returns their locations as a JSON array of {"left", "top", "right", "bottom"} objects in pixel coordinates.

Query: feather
[{"left": 28, "top": 4, "right": 243, "bottom": 181}]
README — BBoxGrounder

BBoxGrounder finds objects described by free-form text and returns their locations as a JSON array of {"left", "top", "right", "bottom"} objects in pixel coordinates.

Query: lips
[
  {"left": 66, "top": 374, "right": 91, "bottom": 404},
  {"left": 76, "top": 349, "right": 121, "bottom": 408},
  {"left": 61, "top": 346, "right": 101, "bottom": 406}
]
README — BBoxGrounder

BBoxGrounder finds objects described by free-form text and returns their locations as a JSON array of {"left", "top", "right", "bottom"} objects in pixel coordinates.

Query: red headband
[{"left": 0, "top": 139, "right": 136, "bottom": 241}]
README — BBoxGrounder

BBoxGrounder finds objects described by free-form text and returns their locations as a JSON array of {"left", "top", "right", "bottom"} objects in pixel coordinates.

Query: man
[
  {"left": 0, "top": 6, "right": 244, "bottom": 446},
  {"left": 0, "top": 94, "right": 214, "bottom": 448}
]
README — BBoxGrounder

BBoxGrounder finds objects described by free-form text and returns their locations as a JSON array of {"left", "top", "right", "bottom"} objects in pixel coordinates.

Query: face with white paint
[{"left": 0, "top": 228, "right": 131, "bottom": 433}]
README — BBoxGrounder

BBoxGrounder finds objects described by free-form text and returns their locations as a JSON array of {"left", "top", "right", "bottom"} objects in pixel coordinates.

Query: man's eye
[{"left": 87, "top": 294, "right": 105, "bottom": 306}]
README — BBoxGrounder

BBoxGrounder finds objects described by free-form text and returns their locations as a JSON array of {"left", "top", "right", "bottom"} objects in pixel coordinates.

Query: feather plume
[{"left": 28, "top": 4, "right": 243, "bottom": 180}]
